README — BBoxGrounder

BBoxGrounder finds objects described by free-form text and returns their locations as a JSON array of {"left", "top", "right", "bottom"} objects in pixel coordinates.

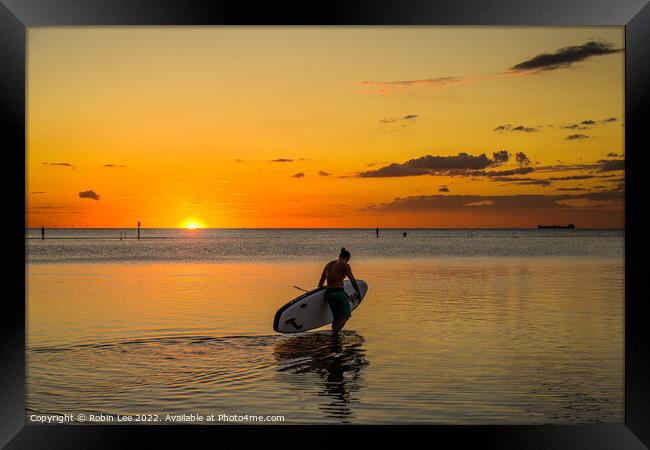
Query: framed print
[{"left": 2, "top": 0, "right": 649, "bottom": 448}]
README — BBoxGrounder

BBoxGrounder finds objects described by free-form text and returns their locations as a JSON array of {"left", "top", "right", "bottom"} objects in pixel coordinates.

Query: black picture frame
[{"left": 2, "top": 0, "right": 648, "bottom": 448}]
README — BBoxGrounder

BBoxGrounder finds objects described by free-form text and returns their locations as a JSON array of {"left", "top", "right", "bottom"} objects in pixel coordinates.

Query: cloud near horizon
[
  {"left": 79, "top": 190, "right": 101, "bottom": 200},
  {"left": 271, "top": 158, "right": 293, "bottom": 163},
  {"left": 292, "top": 172, "right": 305, "bottom": 178},
  {"left": 597, "top": 159, "right": 625, "bottom": 172},
  {"left": 490, "top": 177, "right": 551, "bottom": 186},
  {"left": 361, "top": 190, "right": 623, "bottom": 213}
]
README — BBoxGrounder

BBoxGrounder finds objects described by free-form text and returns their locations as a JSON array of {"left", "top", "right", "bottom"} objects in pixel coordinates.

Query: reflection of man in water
[
  {"left": 318, "top": 247, "right": 361, "bottom": 338},
  {"left": 274, "top": 332, "right": 368, "bottom": 422}
]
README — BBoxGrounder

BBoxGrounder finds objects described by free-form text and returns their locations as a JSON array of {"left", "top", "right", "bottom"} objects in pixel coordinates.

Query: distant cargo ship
[{"left": 537, "top": 223, "right": 576, "bottom": 229}]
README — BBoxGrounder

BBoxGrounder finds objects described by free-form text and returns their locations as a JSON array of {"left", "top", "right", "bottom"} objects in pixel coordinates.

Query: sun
[{"left": 179, "top": 218, "right": 206, "bottom": 230}]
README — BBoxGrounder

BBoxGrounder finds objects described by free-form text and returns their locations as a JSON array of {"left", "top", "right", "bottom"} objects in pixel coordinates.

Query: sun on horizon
[{"left": 179, "top": 219, "right": 206, "bottom": 230}]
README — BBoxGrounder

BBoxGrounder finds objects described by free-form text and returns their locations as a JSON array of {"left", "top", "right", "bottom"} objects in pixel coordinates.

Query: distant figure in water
[
  {"left": 318, "top": 247, "right": 361, "bottom": 338},
  {"left": 41, "top": 226, "right": 45, "bottom": 240},
  {"left": 403, "top": 231, "right": 407, "bottom": 237},
  {"left": 376, "top": 227, "right": 379, "bottom": 238}
]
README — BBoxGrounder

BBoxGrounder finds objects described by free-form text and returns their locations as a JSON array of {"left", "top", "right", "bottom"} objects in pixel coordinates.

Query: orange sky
[{"left": 27, "top": 27, "right": 624, "bottom": 228}]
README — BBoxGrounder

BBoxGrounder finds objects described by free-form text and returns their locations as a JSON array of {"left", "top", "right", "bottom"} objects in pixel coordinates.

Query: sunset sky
[{"left": 27, "top": 27, "right": 624, "bottom": 228}]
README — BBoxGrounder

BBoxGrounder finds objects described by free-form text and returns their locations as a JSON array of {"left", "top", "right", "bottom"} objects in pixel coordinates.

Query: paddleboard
[{"left": 273, "top": 280, "right": 368, "bottom": 333}]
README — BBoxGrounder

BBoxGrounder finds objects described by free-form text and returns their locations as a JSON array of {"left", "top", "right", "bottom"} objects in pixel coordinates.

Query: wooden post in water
[
  {"left": 41, "top": 226, "right": 45, "bottom": 240},
  {"left": 137, "top": 221, "right": 141, "bottom": 240}
]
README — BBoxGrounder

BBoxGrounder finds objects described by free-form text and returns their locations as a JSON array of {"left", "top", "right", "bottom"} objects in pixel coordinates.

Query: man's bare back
[
  {"left": 324, "top": 259, "right": 349, "bottom": 288},
  {"left": 319, "top": 259, "right": 360, "bottom": 294}
]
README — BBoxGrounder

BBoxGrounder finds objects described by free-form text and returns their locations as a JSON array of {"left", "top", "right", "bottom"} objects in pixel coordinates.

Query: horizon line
[{"left": 25, "top": 226, "right": 625, "bottom": 230}]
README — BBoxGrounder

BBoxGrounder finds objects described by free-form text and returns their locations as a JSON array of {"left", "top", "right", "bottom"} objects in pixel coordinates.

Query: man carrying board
[{"left": 318, "top": 247, "right": 361, "bottom": 337}]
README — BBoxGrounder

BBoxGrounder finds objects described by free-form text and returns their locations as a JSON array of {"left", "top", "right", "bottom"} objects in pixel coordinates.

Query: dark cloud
[
  {"left": 362, "top": 191, "right": 623, "bottom": 213},
  {"left": 79, "top": 190, "right": 101, "bottom": 200},
  {"left": 597, "top": 159, "right": 624, "bottom": 172},
  {"left": 566, "top": 134, "right": 591, "bottom": 140},
  {"left": 606, "top": 152, "right": 620, "bottom": 157},
  {"left": 359, "top": 152, "right": 494, "bottom": 178},
  {"left": 489, "top": 173, "right": 616, "bottom": 186},
  {"left": 359, "top": 77, "right": 463, "bottom": 88},
  {"left": 30, "top": 191, "right": 47, "bottom": 195},
  {"left": 515, "top": 152, "right": 531, "bottom": 166},
  {"left": 358, "top": 163, "right": 430, "bottom": 178},
  {"left": 492, "top": 150, "right": 510, "bottom": 164},
  {"left": 511, "top": 125, "right": 538, "bottom": 133},
  {"left": 438, "top": 186, "right": 449, "bottom": 192},
  {"left": 235, "top": 159, "right": 245, "bottom": 163},
  {"left": 562, "top": 124, "right": 590, "bottom": 130},
  {"left": 357, "top": 152, "right": 541, "bottom": 179},
  {"left": 557, "top": 188, "right": 587, "bottom": 191},
  {"left": 43, "top": 162, "right": 75, "bottom": 168},
  {"left": 471, "top": 167, "right": 535, "bottom": 177},
  {"left": 511, "top": 41, "right": 623, "bottom": 71},
  {"left": 318, "top": 171, "right": 330, "bottom": 177},
  {"left": 491, "top": 177, "right": 551, "bottom": 186},
  {"left": 561, "top": 117, "right": 619, "bottom": 129},
  {"left": 493, "top": 124, "right": 537, "bottom": 133},
  {"left": 103, "top": 164, "right": 126, "bottom": 168},
  {"left": 548, "top": 175, "right": 598, "bottom": 181},
  {"left": 271, "top": 158, "right": 293, "bottom": 163},
  {"left": 380, "top": 114, "right": 419, "bottom": 124},
  {"left": 535, "top": 163, "right": 600, "bottom": 173},
  {"left": 292, "top": 172, "right": 305, "bottom": 178}
]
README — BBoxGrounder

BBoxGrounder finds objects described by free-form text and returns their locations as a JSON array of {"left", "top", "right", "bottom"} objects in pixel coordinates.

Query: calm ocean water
[{"left": 26, "top": 228, "right": 624, "bottom": 424}]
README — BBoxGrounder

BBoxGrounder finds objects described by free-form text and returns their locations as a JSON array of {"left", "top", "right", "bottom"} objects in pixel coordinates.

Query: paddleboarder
[{"left": 318, "top": 247, "right": 361, "bottom": 337}]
